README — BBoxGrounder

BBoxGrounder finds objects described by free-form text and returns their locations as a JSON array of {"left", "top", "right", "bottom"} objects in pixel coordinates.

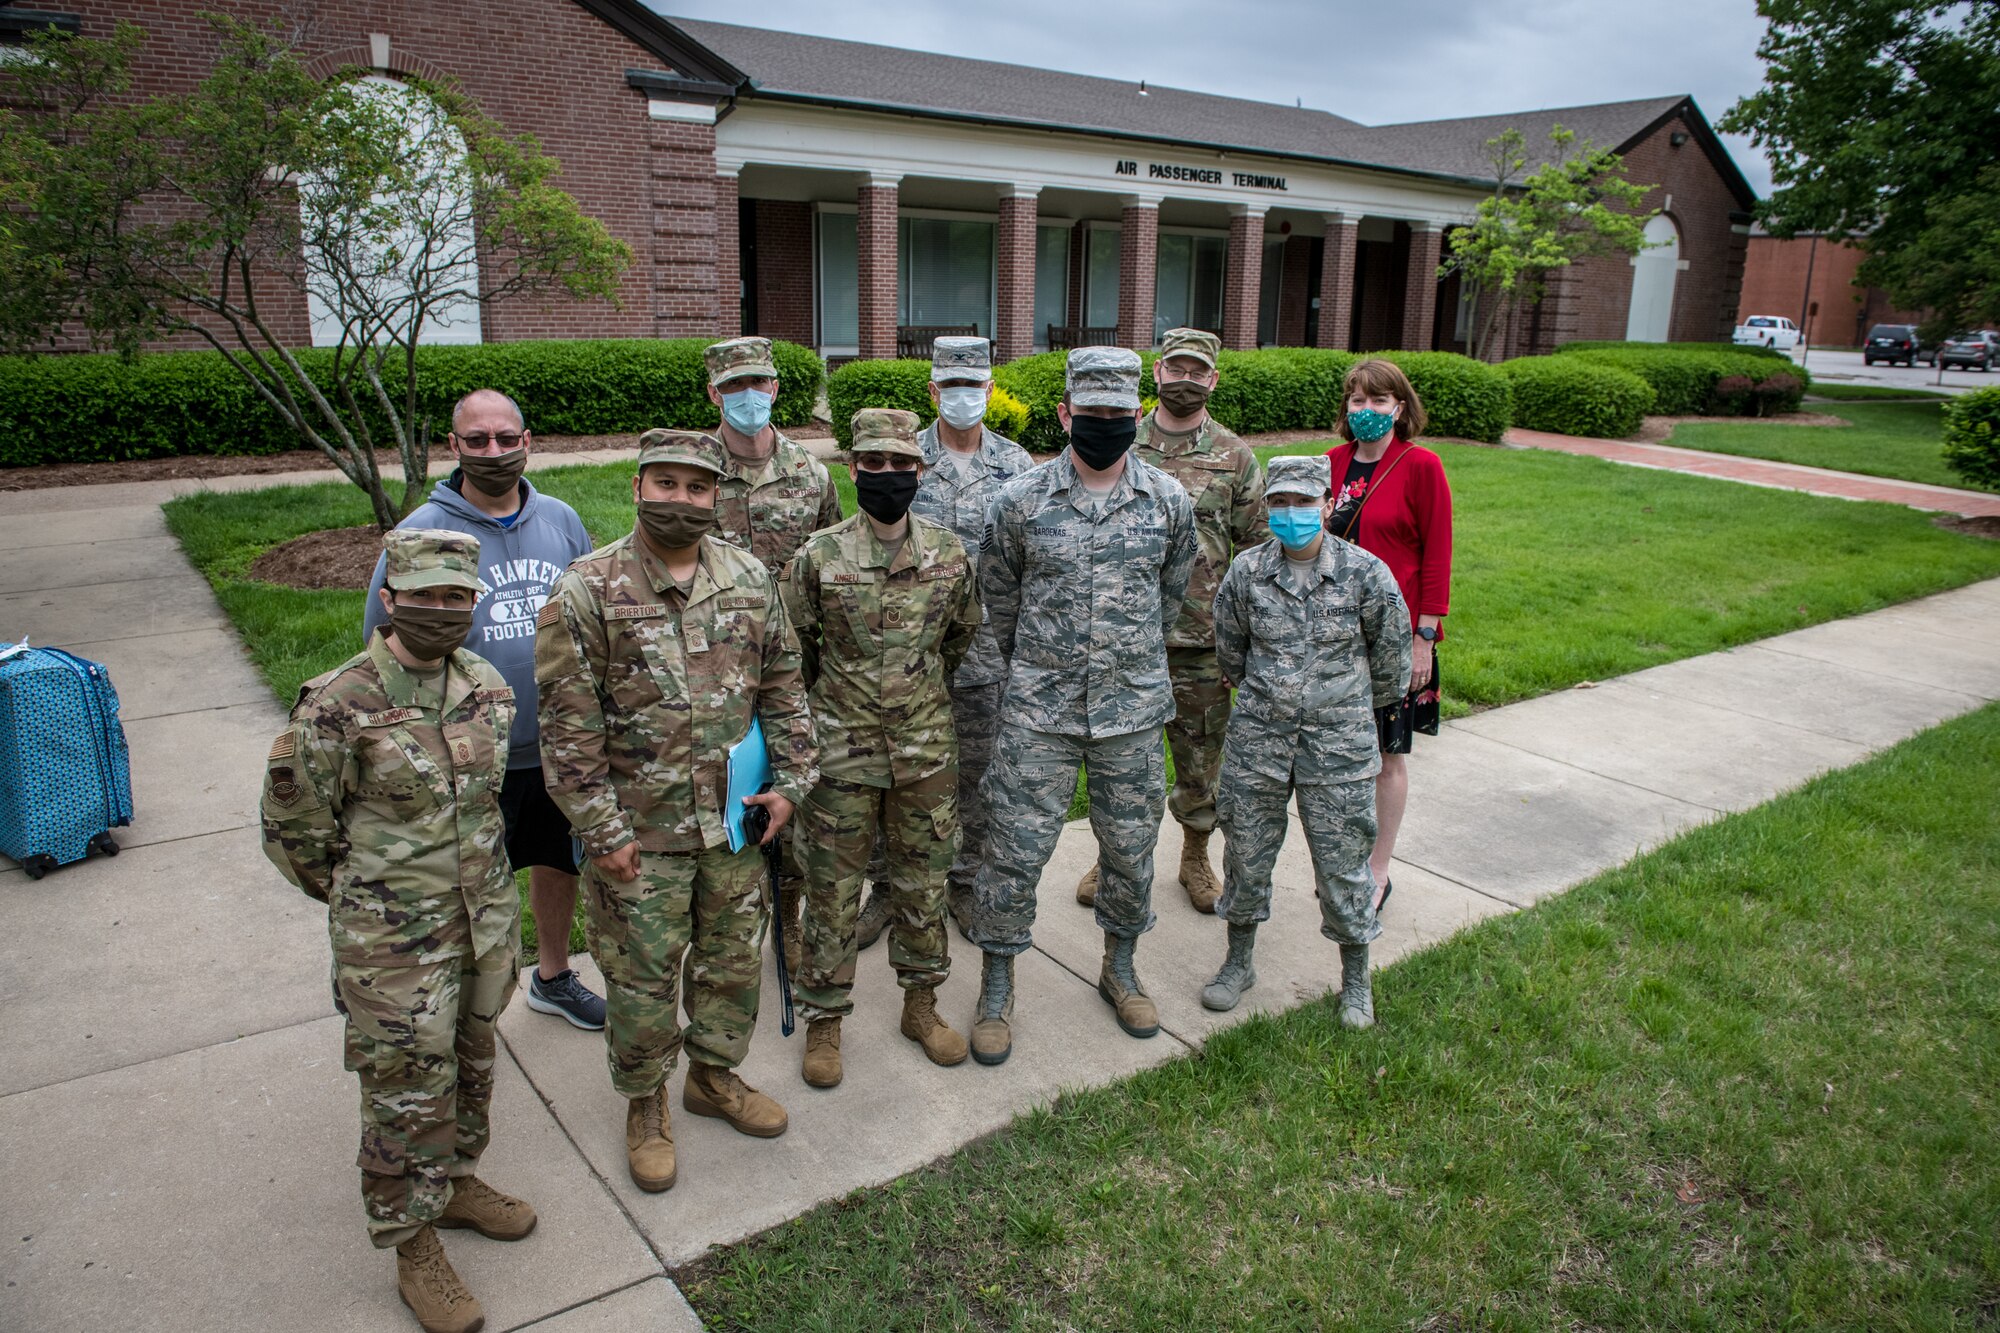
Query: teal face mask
[
  {"left": 1348, "top": 407, "right": 1397, "bottom": 444},
  {"left": 721, "top": 387, "right": 773, "bottom": 436},
  {"left": 1268, "top": 505, "right": 1324, "bottom": 550}
]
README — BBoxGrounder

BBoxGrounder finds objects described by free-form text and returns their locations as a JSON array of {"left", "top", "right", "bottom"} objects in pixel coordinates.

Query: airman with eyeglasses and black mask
[{"left": 364, "top": 389, "right": 605, "bottom": 1035}]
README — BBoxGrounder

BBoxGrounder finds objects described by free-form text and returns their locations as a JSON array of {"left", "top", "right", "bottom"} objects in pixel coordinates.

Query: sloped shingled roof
[{"left": 632, "top": 11, "right": 1749, "bottom": 201}]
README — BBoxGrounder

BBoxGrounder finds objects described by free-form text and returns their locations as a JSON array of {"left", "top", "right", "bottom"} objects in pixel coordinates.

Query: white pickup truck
[{"left": 1733, "top": 315, "right": 1801, "bottom": 350}]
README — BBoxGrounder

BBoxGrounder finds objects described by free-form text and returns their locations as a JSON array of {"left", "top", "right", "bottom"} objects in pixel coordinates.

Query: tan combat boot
[
  {"left": 1097, "top": 933, "right": 1160, "bottom": 1039},
  {"left": 624, "top": 1087, "right": 677, "bottom": 1192},
  {"left": 436, "top": 1176, "right": 537, "bottom": 1240},
  {"left": 802, "top": 1016, "right": 843, "bottom": 1088},
  {"left": 971, "top": 952, "right": 1014, "bottom": 1066},
  {"left": 900, "top": 986, "right": 969, "bottom": 1066},
  {"left": 396, "top": 1225, "right": 483, "bottom": 1333},
  {"left": 685, "top": 1062, "right": 789, "bottom": 1137},
  {"left": 1075, "top": 862, "right": 1099, "bottom": 907},
  {"left": 1179, "top": 829, "right": 1221, "bottom": 914}
]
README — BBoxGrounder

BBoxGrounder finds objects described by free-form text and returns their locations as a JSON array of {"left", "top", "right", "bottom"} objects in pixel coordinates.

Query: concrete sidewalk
[{"left": 2, "top": 464, "right": 1997, "bottom": 1331}]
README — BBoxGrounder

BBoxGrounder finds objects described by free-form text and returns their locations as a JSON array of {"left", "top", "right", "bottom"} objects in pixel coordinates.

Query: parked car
[
  {"left": 1733, "top": 315, "right": 1802, "bottom": 350},
  {"left": 1863, "top": 324, "right": 1936, "bottom": 367},
  {"left": 1937, "top": 330, "right": 1999, "bottom": 372}
]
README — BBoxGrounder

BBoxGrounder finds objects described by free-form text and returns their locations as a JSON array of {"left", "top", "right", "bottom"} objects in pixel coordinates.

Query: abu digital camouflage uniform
[
  {"left": 911, "top": 337, "right": 1035, "bottom": 907},
  {"left": 535, "top": 431, "right": 818, "bottom": 1098},
  {"left": 260, "top": 530, "right": 519, "bottom": 1249},
  {"left": 1134, "top": 328, "right": 1268, "bottom": 835},
  {"left": 704, "top": 337, "right": 843, "bottom": 575},
  {"left": 970, "top": 349, "right": 1198, "bottom": 957},
  {"left": 1212, "top": 456, "right": 1411, "bottom": 945},
  {"left": 783, "top": 410, "right": 982, "bottom": 1019}
]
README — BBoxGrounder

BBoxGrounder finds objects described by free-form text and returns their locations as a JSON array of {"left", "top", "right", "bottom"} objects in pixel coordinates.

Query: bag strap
[{"left": 1338, "top": 441, "right": 1413, "bottom": 541}]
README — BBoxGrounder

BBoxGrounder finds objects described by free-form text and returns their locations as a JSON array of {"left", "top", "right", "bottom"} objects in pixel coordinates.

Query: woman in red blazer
[{"left": 1325, "top": 359, "right": 1453, "bottom": 913}]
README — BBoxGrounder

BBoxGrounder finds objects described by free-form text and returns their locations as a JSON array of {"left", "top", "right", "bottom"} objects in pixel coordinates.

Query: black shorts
[
  {"left": 499, "top": 766, "right": 579, "bottom": 875},
  {"left": 1376, "top": 651, "right": 1442, "bottom": 755}
]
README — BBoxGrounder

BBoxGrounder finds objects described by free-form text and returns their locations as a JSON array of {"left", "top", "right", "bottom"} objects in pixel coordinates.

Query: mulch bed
[
  {"left": 1936, "top": 515, "right": 2000, "bottom": 540},
  {"left": 0, "top": 426, "right": 836, "bottom": 493},
  {"left": 1633, "top": 411, "right": 1846, "bottom": 444},
  {"left": 246, "top": 525, "right": 386, "bottom": 590}
]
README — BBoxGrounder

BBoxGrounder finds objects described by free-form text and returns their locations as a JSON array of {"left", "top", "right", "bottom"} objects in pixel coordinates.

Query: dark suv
[
  {"left": 1864, "top": 324, "right": 1936, "bottom": 367},
  {"left": 1938, "top": 331, "right": 1998, "bottom": 372}
]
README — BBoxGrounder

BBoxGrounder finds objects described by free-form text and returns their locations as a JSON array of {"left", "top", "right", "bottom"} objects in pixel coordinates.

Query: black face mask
[
  {"left": 854, "top": 468, "right": 920, "bottom": 524},
  {"left": 1068, "top": 413, "right": 1137, "bottom": 470}
]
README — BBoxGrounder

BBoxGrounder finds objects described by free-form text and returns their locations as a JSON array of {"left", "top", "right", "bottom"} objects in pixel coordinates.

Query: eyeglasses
[{"left": 453, "top": 432, "right": 525, "bottom": 452}]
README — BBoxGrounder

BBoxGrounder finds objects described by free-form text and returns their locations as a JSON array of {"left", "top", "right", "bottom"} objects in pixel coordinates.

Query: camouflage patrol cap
[
  {"left": 1158, "top": 327, "right": 1221, "bottom": 369},
  {"left": 1264, "top": 454, "right": 1332, "bottom": 499},
  {"left": 383, "top": 528, "right": 483, "bottom": 592},
  {"left": 930, "top": 335, "right": 992, "bottom": 383},
  {"left": 637, "top": 428, "right": 726, "bottom": 478},
  {"left": 704, "top": 335, "right": 777, "bottom": 388},
  {"left": 849, "top": 407, "right": 923, "bottom": 459},
  {"left": 1065, "top": 345, "right": 1142, "bottom": 410}
]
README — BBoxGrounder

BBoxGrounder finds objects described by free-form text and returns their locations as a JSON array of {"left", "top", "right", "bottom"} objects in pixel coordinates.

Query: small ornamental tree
[
  {"left": 1442, "top": 126, "right": 1658, "bottom": 363},
  {"left": 0, "top": 17, "right": 632, "bottom": 528}
]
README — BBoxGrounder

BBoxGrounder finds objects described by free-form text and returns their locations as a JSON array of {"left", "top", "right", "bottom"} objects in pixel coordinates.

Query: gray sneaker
[{"left": 526, "top": 967, "right": 606, "bottom": 1030}]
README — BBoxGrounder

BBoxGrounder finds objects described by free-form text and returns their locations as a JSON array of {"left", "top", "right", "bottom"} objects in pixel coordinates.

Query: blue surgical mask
[
  {"left": 1347, "top": 407, "right": 1397, "bottom": 444},
  {"left": 1268, "top": 505, "right": 1323, "bottom": 551},
  {"left": 721, "top": 387, "right": 773, "bottom": 436}
]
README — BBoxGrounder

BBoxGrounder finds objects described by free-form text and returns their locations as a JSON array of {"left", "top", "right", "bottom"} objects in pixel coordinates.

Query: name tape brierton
[{"left": 1113, "top": 159, "right": 1288, "bottom": 192}]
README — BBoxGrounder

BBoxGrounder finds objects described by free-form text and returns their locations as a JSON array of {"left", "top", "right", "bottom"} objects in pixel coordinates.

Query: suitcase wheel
[
  {"left": 92, "top": 833, "right": 120, "bottom": 858},
  {"left": 21, "top": 855, "right": 56, "bottom": 881}
]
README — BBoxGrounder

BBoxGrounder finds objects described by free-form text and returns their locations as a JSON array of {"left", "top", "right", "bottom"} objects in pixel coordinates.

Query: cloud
[{"left": 649, "top": 0, "right": 1776, "bottom": 195}]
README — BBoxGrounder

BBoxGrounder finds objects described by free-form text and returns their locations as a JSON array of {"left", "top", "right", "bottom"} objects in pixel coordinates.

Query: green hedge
[
  {"left": 0, "top": 338, "right": 826, "bottom": 468},
  {"left": 1555, "top": 344, "right": 1808, "bottom": 416},
  {"left": 1941, "top": 386, "right": 2000, "bottom": 491},
  {"left": 1556, "top": 339, "right": 1794, "bottom": 361},
  {"left": 1501, "top": 356, "right": 1656, "bottom": 437},
  {"left": 988, "top": 346, "right": 1510, "bottom": 450}
]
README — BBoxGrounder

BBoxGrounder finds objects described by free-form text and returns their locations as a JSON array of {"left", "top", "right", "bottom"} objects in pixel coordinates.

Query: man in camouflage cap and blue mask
[
  {"left": 783, "top": 407, "right": 982, "bottom": 1088},
  {"left": 849, "top": 336, "right": 1034, "bottom": 952},
  {"left": 1076, "top": 328, "right": 1266, "bottom": 917},
  {"left": 966, "top": 346, "right": 1197, "bottom": 1064},
  {"left": 262, "top": 528, "right": 534, "bottom": 1333},
  {"left": 1203, "top": 454, "right": 1409, "bottom": 1029},
  {"left": 535, "top": 428, "right": 818, "bottom": 1194}
]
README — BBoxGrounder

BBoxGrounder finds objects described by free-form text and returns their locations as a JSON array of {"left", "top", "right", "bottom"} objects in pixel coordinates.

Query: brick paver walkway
[{"left": 1505, "top": 427, "right": 2000, "bottom": 518}]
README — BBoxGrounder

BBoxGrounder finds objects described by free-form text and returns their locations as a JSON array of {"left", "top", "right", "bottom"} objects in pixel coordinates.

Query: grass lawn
[
  {"left": 1804, "top": 383, "right": 1951, "bottom": 402},
  {"left": 679, "top": 702, "right": 2000, "bottom": 1332},
  {"left": 1663, "top": 402, "right": 1983, "bottom": 491}
]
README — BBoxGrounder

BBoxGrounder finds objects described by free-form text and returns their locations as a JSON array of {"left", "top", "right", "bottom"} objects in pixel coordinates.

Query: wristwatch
[{"left": 1414, "top": 626, "right": 1439, "bottom": 642}]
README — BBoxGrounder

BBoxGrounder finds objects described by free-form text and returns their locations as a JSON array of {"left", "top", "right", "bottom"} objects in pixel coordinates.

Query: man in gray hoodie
[{"left": 363, "top": 389, "right": 605, "bottom": 1030}]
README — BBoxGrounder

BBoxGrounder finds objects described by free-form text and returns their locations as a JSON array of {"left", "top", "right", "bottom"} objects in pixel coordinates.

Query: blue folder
[{"left": 724, "top": 715, "right": 771, "bottom": 853}]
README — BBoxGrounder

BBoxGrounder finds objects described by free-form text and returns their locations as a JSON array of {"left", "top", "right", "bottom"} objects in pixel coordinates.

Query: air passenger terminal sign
[{"left": 1114, "top": 159, "right": 1288, "bottom": 192}]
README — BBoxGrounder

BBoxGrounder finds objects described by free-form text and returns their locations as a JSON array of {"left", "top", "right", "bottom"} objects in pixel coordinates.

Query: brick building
[
  {"left": 1737, "top": 231, "right": 1926, "bottom": 349},
  {"left": 12, "top": 2, "right": 1758, "bottom": 360}
]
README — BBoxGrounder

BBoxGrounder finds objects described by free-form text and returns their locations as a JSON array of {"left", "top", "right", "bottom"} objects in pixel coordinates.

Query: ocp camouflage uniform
[
  {"left": 972, "top": 436, "right": 1197, "bottom": 956},
  {"left": 713, "top": 430, "right": 843, "bottom": 574},
  {"left": 911, "top": 396, "right": 1034, "bottom": 909},
  {"left": 783, "top": 471, "right": 980, "bottom": 1018},
  {"left": 1133, "top": 364, "right": 1268, "bottom": 835},
  {"left": 260, "top": 532, "right": 518, "bottom": 1249},
  {"left": 535, "top": 434, "right": 817, "bottom": 1098},
  {"left": 1212, "top": 509, "right": 1410, "bottom": 944}
]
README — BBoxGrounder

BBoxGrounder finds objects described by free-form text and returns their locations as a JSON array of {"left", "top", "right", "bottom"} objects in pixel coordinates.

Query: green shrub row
[
  {"left": 1554, "top": 344, "right": 1810, "bottom": 415},
  {"left": 0, "top": 338, "right": 826, "bottom": 468},
  {"left": 1942, "top": 385, "right": 2000, "bottom": 491},
  {"left": 822, "top": 358, "right": 1029, "bottom": 447},
  {"left": 1500, "top": 356, "right": 1656, "bottom": 437},
  {"left": 1556, "top": 339, "right": 1794, "bottom": 361}
]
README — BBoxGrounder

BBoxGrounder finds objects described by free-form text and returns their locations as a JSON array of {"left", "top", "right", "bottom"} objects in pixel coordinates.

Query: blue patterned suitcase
[{"left": 0, "top": 642, "right": 135, "bottom": 878}]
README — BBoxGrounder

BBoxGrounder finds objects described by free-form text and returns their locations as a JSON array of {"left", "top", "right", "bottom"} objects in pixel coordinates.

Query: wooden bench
[
  {"left": 1046, "top": 324, "right": 1120, "bottom": 352},
  {"left": 895, "top": 324, "right": 978, "bottom": 360}
]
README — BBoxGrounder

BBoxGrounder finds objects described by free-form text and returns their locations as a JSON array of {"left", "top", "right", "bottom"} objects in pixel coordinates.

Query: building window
[
  {"left": 899, "top": 217, "right": 994, "bottom": 337},
  {"left": 1034, "top": 224, "right": 1069, "bottom": 349},
  {"left": 1626, "top": 213, "right": 1682, "bottom": 343},
  {"left": 1084, "top": 225, "right": 1121, "bottom": 328},
  {"left": 1156, "top": 233, "right": 1227, "bottom": 342},
  {"left": 816, "top": 208, "right": 858, "bottom": 351},
  {"left": 304, "top": 75, "right": 481, "bottom": 348},
  {"left": 1255, "top": 236, "right": 1284, "bottom": 346}
]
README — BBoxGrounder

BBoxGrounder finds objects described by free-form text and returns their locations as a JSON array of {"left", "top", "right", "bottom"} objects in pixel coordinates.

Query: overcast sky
[{"left": 647, "top": 0, "right": 1778, "bottom": 196}]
